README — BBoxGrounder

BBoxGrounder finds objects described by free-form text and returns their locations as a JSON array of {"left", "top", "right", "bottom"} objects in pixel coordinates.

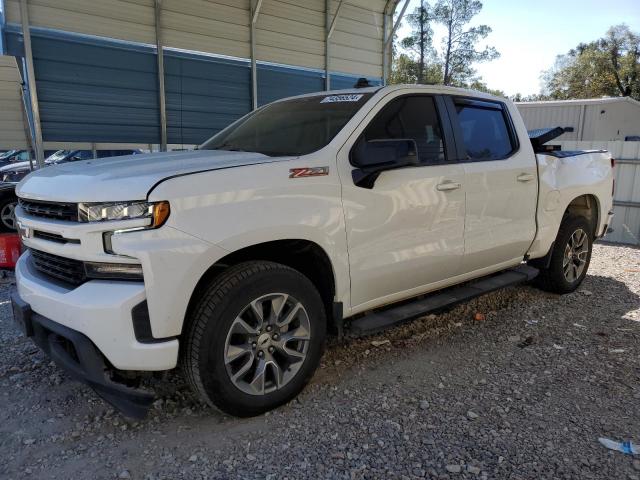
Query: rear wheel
[
  {"left": 533, "top": 215, "right": 593, "bottom": 294},
  {"left": 182, "top": 261, "right": 326, "bottom": 417}
]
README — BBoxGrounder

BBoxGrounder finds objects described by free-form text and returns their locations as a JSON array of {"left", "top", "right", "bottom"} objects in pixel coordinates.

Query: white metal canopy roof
[{"left": 516, "top": 97, "right": 640, "bottom": 108}]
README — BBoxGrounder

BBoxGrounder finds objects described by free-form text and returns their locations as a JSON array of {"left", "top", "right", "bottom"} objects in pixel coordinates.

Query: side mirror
[{"left": 350, "top": 138, "right": 418, "bottom": 188}]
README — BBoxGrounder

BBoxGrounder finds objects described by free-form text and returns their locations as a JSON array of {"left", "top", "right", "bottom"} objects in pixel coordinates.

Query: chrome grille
[
  {"left": 29, "top": 249, "right": 86, "bottom": 286},
  {"left": 19, "top": 199, "right": 78, "bottom": 222}
]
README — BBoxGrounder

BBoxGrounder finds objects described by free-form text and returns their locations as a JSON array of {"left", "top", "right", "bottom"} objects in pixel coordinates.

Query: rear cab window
[{"left": 453, "top": 98, "right": 518, "bottom": 161}]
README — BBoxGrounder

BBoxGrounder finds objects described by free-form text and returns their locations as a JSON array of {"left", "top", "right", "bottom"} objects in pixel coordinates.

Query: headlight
[
  {"left": 78, "top": 200, "right": 170, "bottom": 227},
  {"left": 2, "top": 171, "right": 26, "bottom": 183}
]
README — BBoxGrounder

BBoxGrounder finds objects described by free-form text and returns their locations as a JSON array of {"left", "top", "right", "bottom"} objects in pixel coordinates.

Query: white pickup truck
[{"left": 10, "top": 85, "right": 614, "bottom": 418}]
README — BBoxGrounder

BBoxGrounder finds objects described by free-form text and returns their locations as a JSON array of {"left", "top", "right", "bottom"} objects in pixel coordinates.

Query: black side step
[{"left": 349, "top": 264, "right": 538, "bottom": 337}]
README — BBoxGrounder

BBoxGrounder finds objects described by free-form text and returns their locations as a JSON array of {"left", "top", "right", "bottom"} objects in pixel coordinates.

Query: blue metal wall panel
[
  {"left": 6, "top": 28, "right": 161, "bottom": 143},
  {"left": 257, "top": 64, "right": 324, "bottom": 107},
  {"left": 0, "top": 6, "right": 5, "bottom": 55},
  {"left": 4, "top": 27, "right": 382, "bottom": 146},
  {"left": 4, "top": 29, "right": 22, "bottom": 57},
  {"left": 330, "top": 73, "right": 382, "bottom": 90},
  {"left": 257, "top": 64, "right": 382, "bottom": 106},
  {"left": 164, "top": 51, "right": 250, "bottom": 145}
]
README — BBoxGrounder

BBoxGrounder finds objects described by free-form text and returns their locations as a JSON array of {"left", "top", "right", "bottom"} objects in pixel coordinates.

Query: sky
[{"left": 395, "top": 0, "right": 640, "bottom": 96}]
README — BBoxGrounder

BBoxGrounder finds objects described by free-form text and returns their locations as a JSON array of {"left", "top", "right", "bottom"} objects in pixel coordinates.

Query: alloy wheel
[
  {"left": 562, "top": 228, "right": 589, "bottom": 283},
  {"left": 224, "top": 293, "right": 311, "bottom": 396}
]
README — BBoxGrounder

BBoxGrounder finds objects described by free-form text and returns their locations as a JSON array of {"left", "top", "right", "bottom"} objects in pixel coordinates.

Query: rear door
[
  {"left": 446, "top": 97, "right": 537, "bottom": 273},
  {"left": 339, "top": 93, "right": 466, "bottom": 312}
]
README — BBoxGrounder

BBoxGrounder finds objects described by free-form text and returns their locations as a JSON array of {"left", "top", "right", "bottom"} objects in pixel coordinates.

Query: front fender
[{"left": 146, "top": 156, "right": 350, "bottom": 327}]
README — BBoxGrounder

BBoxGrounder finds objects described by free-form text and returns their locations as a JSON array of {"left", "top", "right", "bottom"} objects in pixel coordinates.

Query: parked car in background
[
  {"left": 10, "top": 85, "right": 614, "bottom": 419},
  {"left": 0, "top": 150, "right": 28, "bottom": 165},
  {"left": 0, "top": 149, "right": 142, "bottom": 231},
  {"left": 45, "top": 149, "right": 145, "bottom": 164},
  {"left": 0, "top": 149, "right": 57, "bottom": 168}
]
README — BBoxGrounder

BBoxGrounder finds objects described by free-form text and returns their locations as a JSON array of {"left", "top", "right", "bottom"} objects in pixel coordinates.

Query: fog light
[{"left": 84, "top": 262, "right": 143, "bottom": 280}]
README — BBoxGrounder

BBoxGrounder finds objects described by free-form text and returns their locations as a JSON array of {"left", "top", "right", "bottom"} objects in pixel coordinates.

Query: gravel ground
[{"left": 1, "top": 243, "right": 639, "bottom": 480}]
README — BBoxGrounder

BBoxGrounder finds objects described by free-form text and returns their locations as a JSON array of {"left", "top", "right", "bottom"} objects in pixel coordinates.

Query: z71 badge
[{"left": 289, "top": 167, "right": 330, "bottom": 178}]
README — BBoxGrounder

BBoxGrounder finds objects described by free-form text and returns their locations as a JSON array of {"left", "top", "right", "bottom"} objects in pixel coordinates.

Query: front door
[{"left": 338, "top": 94, "right": 466, "bottom": 313}]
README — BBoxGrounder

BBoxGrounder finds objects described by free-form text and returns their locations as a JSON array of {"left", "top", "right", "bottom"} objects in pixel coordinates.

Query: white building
[
  {"left": 517, "top": 97, "right": 640, "bottom": 246},
  {"left": 516, "top": 97, "right": 640, "bottom": 142}
]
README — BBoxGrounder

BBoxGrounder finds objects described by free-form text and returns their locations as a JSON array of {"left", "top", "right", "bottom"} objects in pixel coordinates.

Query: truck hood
[{"left": 16, "top": 150, "right": 290, "bottom": 202}]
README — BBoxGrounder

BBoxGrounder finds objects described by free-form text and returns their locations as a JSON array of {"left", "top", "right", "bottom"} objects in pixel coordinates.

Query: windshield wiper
[
  {"left": 255, "top": 151, "right": 300, "bottom": 157},
  {"left": 215, "top": 143, "right": 247, "bottom": 152}
]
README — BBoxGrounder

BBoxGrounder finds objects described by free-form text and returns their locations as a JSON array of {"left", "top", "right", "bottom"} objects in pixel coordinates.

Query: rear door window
[{"left": 454, "top": 99, "right": 516, "bottom": 160}]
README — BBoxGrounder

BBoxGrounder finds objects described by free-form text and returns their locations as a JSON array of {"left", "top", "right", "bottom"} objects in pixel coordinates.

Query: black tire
[
  {"left": 533, "top": 215, "right": 593, "bottom": 294},
  {"left": 182, "top": 261, "right": 326, "bottom": 417},
  {"left": 0, "top": 196, "right": 17, "bottom": 232}
]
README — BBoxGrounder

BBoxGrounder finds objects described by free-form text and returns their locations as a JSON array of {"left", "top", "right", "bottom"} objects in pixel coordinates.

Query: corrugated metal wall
[
  {"left": 257, "top": 0, "right": 325, "bottom": 71},
  {"left": 4, "top": 0, "right": 386, "bottom": 80},
  {"left": 517, "top": 104, "right": 583, "bottom": 141},
  {"left": 327, "top": 0, "right": 385, "bottom": 78},
  {"left": 22, "top": 29, "right": 160, "bottom": 143},
  {"left": 4, "top": 0, "right": 157, "bottom": 45},
  {"left": 2, "top": 0, "right": 389, "bottom": 146},
  {"left": 517, "top": 100, "right": 640, "bottom": 142},
  {"left": 162, "top": 0, "right": 250, "bottom": 60},
  {"left": 164, "top": 51, "right": 250, "bottom": 145},
  {"left": 558, "top": 140, "right": 640, "bottom": 246},
  {"left": 0, "top": 55, "right": 29, "bottom": 149}
]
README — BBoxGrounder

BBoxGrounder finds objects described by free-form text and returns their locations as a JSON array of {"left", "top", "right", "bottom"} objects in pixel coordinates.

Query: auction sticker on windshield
[{"left": 320, "top": 94, "right": 364, "bottom": 103}]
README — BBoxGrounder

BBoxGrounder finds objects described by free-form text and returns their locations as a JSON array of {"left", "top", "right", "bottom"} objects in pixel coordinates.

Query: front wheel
[
  {"left": 0, "top": 197, "right": 17, "bottom": 231},
  {"left": 533, "top": 215, "right": 593, "bottom": 294},
  {"left": 182, "top": 261, "right": 326, "bottom": 417}
]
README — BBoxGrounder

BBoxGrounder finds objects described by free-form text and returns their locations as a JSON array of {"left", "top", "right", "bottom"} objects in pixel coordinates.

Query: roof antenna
[{"left": 354, "top": 77, "right": 371, "bottom": 88}]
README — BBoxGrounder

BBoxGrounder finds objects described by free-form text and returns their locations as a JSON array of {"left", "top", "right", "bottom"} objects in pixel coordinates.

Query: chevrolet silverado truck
[
  {"left": 0, "top": 149, "right": 143, "bottom": 231},
  {"left": 10, "top": 85, "right": 614, "bottom": 418}
]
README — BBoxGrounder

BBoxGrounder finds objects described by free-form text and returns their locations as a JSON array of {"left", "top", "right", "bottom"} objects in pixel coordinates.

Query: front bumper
[
  {"left": 10, "top": 289, "right": 154, "bottom": 418},
  {"left": 15, "top": 251, "right": 179, "bottom": 371}
]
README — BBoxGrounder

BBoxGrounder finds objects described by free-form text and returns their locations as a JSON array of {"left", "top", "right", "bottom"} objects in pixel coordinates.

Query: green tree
[
  {"left": 400, "top": 1, "right": 436, "bottom": 83},
  {"left": 603, "top": 25, "right": 640, "bottom": 97},
  {"left": 389, "top": 54, "right": 443, "bottom": 85},
  {"left": 466, "top": 79, "right": 505, "bottom": 97},
  {"left": 543, "top": 24, "right": 640, "bottom": 100},
  {"left": 434, "top": 0, "right": 499, "bottom": 86},
  {"left": 389, "top": 53, "right": 420, "bottom": 84},
  {"left": 510, "top": 92, "right": 550, "bottom": 102}
]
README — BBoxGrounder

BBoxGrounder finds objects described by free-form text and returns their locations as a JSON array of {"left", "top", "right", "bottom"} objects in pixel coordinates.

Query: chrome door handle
[
  {"left": 517, "top": 173, "right": 535, "bottom": 182},
  {"left": 436, "top": 181, "right": 462, "bottom": 191}
]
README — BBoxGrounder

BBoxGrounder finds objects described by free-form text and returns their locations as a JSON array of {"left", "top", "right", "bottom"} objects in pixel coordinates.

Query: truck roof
[{"left": 279, "top": 84, "right": 508, "bottom": 105}]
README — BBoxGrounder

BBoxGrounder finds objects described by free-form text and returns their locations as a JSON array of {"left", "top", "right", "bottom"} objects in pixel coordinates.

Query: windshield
[
  {"left": 7, "top": 150, "right": 31, "bottom": 162},
  {"left": 0, "top": 150, "right": 17, "bottom": 160},
  {"left": 200, "top": 92, "right": 374, "bottom": 157}
]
